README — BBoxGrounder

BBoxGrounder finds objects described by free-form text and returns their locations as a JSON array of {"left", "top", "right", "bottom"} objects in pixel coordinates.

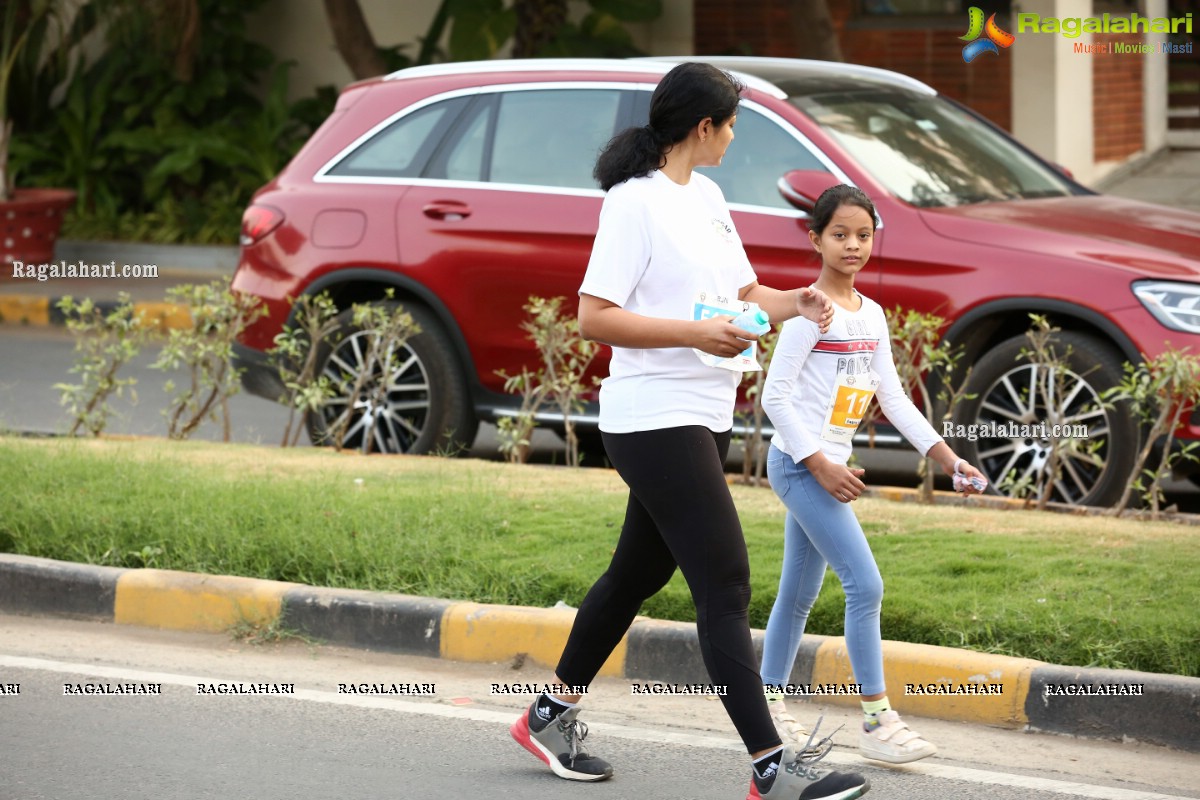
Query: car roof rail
[
  {"left": 383, "top": 57, "right": 787, "bottom": 99},
  {"left": 640, "top": 55, "right": 937, "bottom": 97}
]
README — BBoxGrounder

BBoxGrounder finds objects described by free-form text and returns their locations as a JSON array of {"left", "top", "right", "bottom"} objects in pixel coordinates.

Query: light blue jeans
[{"left": 761, "top": 444, "right": 886, "bottom": 696}]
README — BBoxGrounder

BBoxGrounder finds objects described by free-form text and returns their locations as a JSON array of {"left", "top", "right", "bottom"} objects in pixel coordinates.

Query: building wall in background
[
  {"left": 692, "top": 0, "right": 1167, "bottom": 182},
  {"left": 1093, "top": 32, "right": 1147, "bottom": 164}
]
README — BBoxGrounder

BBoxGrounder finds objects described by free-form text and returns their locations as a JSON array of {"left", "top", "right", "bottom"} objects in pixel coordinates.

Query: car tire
[
  {"left": 950, "top": 331, "right": 1137, "bottom": 507},
  {"left": 307, "top": 302, "right": 478, "bottom": 455}
]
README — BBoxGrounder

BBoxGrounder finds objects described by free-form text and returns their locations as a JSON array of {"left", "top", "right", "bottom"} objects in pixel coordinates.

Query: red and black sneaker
[{"left": 510, "top": 701, "right": 613, "bottom": 782}]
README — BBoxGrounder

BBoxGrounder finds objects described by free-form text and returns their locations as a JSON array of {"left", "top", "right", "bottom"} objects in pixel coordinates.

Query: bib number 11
[{"left": 821, "top": 372, "right": 880, "bottom": 444}]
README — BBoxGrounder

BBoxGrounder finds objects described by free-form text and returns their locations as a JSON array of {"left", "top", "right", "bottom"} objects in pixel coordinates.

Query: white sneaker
[
  {"left": 859, "top": 710, "right": 937, "bottom": 764},
  {"left": 766, "top": 696, "right": 811, "bottom": 746}
]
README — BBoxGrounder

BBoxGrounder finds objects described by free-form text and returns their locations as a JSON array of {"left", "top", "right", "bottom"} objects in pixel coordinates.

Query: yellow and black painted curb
[
  {"left": 0, "top": 294, "right": 191, "bottom": 332},
  {"left": 2, "top": 553, "right": 1197, "bottom": 752}
]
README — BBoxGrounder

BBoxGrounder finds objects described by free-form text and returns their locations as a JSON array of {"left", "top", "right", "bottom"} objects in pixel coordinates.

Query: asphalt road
[
  {"left": 2, "top": 615, "right": 1198, "bottom": 800},
  {"left": 0, "top": 324, "right": 920, "bottom": 476},
  {"left": 0, "top": 324, "right": 562, "bottom": 458},
  {"left": 2, "top": 324, "right": 1197, "bottom": 510}
]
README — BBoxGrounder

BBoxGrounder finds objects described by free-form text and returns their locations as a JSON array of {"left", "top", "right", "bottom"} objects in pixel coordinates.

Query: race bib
[
  {"left": 691, "top": 290, "right": 763, "bottom": 373},
  {"left": 821, "top": 371, "right": 879, "bottom": 444}
]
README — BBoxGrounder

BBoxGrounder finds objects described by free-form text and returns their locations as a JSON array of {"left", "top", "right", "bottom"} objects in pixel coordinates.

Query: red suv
[{"left": 232, "top": 57, "right": 1200, "bottom": 507}]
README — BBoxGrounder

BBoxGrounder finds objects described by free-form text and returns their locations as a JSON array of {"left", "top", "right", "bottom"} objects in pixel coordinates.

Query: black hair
[
  {"left": 809, "top": 184, "right": 877, "bottom": 235},
  {"left": 593, "top": 62, "right": 744, "bottom": 191}
]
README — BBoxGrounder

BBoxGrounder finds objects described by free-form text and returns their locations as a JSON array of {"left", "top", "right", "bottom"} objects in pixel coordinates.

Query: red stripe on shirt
[{"left": 811, "top": 339, "right": 879, "bottom": 354}]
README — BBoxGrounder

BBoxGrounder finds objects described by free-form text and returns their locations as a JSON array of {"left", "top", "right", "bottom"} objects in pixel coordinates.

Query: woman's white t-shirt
[
  {"left": 762, "top": 292, "right": 943, "bottom": 465},
  {"left": 579, "top": 170, "right": 757, "bottom": 433}
]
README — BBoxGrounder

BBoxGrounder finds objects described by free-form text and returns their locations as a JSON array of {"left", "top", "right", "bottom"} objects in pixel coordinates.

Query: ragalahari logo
[{"left": 961, "top": 7, "right": 1015, "bottom": 62}]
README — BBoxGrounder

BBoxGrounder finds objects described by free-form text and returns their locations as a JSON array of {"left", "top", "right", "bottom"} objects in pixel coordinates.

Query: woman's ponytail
[{"left": 594, "top": 125, "right": 664, "bottom": 191}]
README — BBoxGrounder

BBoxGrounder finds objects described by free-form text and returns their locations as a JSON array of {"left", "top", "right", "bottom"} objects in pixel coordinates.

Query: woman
[{"left": 510, "top": 62, "right": 870, "bottom": 800}]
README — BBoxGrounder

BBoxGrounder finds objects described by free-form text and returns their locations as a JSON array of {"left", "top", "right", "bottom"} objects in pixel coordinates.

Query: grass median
[{"left": 2, "top": 435, "right": 1197, "bottom": 678}]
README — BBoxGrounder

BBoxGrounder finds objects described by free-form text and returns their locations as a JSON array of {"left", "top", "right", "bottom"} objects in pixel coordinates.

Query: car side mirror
[{"left": 778, "top": 170, "right": 842, "bottom": 213}]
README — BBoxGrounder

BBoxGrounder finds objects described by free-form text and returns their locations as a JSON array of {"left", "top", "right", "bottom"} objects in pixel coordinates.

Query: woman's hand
[
  {"left": 808, "top": 457, "right": 867, "bottom": 503},
  {"left": 692, "top": 316, "right": 758, "bottom": 358},
  {"left": 795, "top": 286, "right": 834, "bottom": 334}
]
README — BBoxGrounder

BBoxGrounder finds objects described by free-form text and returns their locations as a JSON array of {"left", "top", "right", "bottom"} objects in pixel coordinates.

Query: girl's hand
[
  {"left": 945, "top": 457, "right": 987, "bottom": 495},
  {"left": 795, "top": 286, "right": 834, "bottom": 334},
  {"left": 692, "top": 316, "right": 757, "bottom": 359},
  {"left": 812, "top": 460, "right": 867, "bottom": 503}
]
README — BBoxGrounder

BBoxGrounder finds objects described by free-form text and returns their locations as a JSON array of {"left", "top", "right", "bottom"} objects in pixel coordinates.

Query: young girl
[{"left": 759, "top": 184, "right": 985, "bottom": 765}]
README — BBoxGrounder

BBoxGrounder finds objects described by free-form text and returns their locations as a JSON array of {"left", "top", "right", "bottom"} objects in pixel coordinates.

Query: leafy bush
[
  {"left": 53, "top": 294, "right": 149, "bottom": 436},
  {"left": 9, "top": 0, "right": 335, "bottom": 245}
]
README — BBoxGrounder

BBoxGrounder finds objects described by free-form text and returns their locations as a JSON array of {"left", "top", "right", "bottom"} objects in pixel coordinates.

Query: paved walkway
[{"left": 1099, "top": 147, "right": 1200, "bottom": 213}]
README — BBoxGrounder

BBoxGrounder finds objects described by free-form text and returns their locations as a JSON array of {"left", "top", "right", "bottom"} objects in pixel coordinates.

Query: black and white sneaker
[{"left": 747, "top": 720, "right": 868, "bottom": 800}]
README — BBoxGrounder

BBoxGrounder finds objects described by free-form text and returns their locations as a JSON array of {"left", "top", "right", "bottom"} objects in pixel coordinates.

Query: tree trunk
[
  {"left": 0, "top": 118, "right": 11, "bottom": 202},
  {"left": 156, "top": 0, "right": 201, "bottom": 81},
  {"left": 323, "top": 0, "right": 389, "bottom": 79},
  {"left": 512, "top": 0, "right": 568, "bottom": 58},
  {"left": 785, "top": 0, "right": 843, "bottom": 62}
]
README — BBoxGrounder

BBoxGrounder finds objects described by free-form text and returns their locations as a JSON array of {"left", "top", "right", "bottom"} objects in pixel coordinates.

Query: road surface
[{"left": 1, "top": 615, "right": 1197, "bottom": 800}]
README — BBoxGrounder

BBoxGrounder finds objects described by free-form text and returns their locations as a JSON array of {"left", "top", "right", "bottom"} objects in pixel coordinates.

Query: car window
[
  {"left": 490, "top": 89, "right": 622, "bottom": 189},
  {"left": 698, "top": 105, "right": 827, "bottom": 210},
  {"left": 327, "top": 97, "right": 469, "bottom": 178},
  {"left": 443, "top": 101, "right": 492, "bottom": 182},
  {"left": 792, "top": 89, "right": 1074, "bottom": 207}
]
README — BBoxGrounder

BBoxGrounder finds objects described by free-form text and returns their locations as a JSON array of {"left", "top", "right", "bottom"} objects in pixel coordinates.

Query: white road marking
[{"left": 0, "top": 654, "right": 1190, "bottom": 800}]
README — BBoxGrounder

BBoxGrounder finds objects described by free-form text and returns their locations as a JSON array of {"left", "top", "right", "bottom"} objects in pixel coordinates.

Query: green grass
[{"left": 2, "top": 436, "right": 1197, "bottom": 677}]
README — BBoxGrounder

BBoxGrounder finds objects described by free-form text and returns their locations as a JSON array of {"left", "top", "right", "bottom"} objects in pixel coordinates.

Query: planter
[{"left": 1, "top": 187, "right": 76, "bottom": 270}]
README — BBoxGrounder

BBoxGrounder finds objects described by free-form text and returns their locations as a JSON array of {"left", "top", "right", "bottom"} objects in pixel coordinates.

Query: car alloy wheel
[
  {"left": 307, "top": 302, "right": 477, "bottom": 455},
  {"left": 953, "top": 332, "right": 1137, "bottom": 507}
]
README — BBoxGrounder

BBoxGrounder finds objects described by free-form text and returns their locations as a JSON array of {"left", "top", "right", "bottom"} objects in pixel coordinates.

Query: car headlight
[{"left": 1133, "top": 280, "right": 1200, "bottom": 334}]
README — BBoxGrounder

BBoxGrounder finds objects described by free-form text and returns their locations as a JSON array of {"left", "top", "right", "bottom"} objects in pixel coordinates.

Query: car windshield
[{"left": 790, "top": 89, "right": 1075, "bottom": 208}]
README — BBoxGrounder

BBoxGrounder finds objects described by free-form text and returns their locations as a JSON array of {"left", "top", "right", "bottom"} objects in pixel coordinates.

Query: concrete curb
[
  {"left": 2, "top": 553, "right": 1197, "bottom": 752},
  {"left": 862, "top": 485, "right": 1200, "bottom": 525},
  {"left": 0, "top": 294, "right": 191, "bottom": 331}
]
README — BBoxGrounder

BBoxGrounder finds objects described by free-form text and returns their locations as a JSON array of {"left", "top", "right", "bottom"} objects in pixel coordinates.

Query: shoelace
[
  {"left": 790, "top": 715, "right": 842, "bottom": 766},
  {"left": 558, "top": 717, "right": 590, "bottom": 765}
]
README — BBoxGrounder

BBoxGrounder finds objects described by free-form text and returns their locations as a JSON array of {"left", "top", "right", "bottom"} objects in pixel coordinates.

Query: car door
[{"left": 395, "top": 83, "right": 643, "bottom": 395}]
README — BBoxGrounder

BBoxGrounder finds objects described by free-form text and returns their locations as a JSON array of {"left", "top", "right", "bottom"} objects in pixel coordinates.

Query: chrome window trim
[
  {"left": 315, "top": 175, "right": 606, "bottom": 200},
  {"left": 313, "top": 81, "right": 880, "bottom": 228},
  {"left": 314, "top": 81, "right": 653, "bottom": 184}
]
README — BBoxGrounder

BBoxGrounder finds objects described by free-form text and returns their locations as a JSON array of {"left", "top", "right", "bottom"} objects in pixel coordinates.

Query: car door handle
[{"left": 422, "top": 201, "right": 472, "bottom": 221}]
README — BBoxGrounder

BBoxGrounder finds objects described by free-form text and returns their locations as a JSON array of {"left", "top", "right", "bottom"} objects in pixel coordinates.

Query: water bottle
[{"left": 731, "top": 308, "right": 770, "bottom": 336}]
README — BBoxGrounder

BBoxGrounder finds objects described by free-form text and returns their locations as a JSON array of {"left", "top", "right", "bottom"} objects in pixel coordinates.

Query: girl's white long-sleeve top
[{"left": 762, "top": 291, "right": 943, "bottom": 466}]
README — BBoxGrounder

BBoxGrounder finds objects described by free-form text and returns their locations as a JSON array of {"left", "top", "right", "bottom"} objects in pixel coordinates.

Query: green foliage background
[{"left": 9, "top": 0, "right": 662, "bottom": 245}]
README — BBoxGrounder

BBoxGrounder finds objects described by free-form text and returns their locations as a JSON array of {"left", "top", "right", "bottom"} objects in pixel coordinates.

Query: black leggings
[{"left": 556, "top": 426, "right": 781, "bottom": 754}]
